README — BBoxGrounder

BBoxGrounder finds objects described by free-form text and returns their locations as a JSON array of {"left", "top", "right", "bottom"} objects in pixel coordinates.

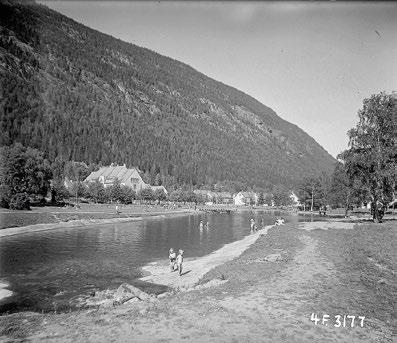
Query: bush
[
  {"left": 0, "top": 185, "right": 11, "bottom": 208},
  {"left": 138, "top": 187, "right": 155, "bottom": 201},
  {"left": 9, "top": 193, "right": 31, "bottom": 210}
]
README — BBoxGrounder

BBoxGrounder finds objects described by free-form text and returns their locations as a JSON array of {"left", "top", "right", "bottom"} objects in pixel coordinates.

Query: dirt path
[{"left": 124, "top": 232, "right": 382, "bottom": 342}]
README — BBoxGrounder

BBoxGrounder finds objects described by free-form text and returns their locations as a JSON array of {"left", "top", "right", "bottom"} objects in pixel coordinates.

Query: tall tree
[
  {"left": 338, "top": 92, "right": 397, "bottom": 222},
  {"left": 272, "top": 184, "right": 292, "bottom": 207},
  {"left": 0, "top": 143, "right": 52, "bottom": 208}
]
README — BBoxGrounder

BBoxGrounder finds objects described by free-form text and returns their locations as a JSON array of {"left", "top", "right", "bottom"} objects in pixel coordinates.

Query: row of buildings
[{"left": 83, "top": 164, "right": 299, "bottom": 206}]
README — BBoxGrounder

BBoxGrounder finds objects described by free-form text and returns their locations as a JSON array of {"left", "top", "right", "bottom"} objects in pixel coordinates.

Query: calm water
[{"left": 0, "top": 210, "right": 302, "bottom": 313}]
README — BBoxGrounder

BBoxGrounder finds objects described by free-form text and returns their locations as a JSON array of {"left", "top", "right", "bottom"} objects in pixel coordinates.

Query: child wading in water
[
  {"left": 176, "top": 249, "right": 184, "bottom": 276},
  {"left": 169, "top": 248, "right": 176, "bottom": 272}
]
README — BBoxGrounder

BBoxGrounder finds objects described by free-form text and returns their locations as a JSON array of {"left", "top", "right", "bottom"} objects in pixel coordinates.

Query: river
[{"left": 0, "top": 210, "right": 303, "bottom": 314}]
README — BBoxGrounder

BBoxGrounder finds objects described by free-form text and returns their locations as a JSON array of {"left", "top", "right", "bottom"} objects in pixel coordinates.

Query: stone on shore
[{"left": 81, "top": 283, "right": 151, "bottom": 308}]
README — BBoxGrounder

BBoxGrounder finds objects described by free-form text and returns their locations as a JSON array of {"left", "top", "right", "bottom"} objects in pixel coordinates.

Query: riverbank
[
  {"left": 0, "top": 205, "right": 198, "bottom": 237},
  {"left": 0, "top": 203, "right": 198, "bottom": 230},
  {"left": 0, "top": 219, "right": 395, "bottom": 342},
  {"left": 140, "top": 225, "right": 273, "bottom": 289}
]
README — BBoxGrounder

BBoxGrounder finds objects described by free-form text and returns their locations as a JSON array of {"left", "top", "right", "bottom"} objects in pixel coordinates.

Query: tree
[
  {"left": 257, "top": 192, "right": 265, "bottom": 206},
  {"left": 64, "top": 161, "right": 90, "bottom": 205},
  {"left": 51, "top": 179, "right": 70, "bottom": 203},
  {"left": 86, "top": 180, "right": 106, "bottom": 203},
  {"left": 154, "top": 188, "right": 167, "bottom": 202},
  {"left": 272, "top": 185, "right": 292, "bottom": 207},
  {"left": 264, "top": 193, "right": 273, "bottom": 206},
  {"left": 68, "top": 181, "right": 87, "bottom": 200},
  {"left": 297, "top": 173, "right": 330, "bottom": 211},
  {"left": 0, "top": 143, "right": 52, "bottom": 209},
  {"left": 138, "top": 187, "right": 155, "bottom": 201},
  {"left": 119, "top": 185, "right": 136, "bottom": 204},
  {"left": 329, "top": 161, "right": 368, "bottom": 215},
  {"left": 338, "top": 92, "right": 397, "bottom": 222}
]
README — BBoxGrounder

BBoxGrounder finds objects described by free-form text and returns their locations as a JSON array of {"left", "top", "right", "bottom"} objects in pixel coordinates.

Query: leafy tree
[
  {"left": 257, "top": 192, "right": 265, "bottom": 205},
  {"left": 64, "top": 161, "right": 90, "bottom": 183},
  {"left": 9, "top": 193, "right": 30, "bottom": 210},
  {"left": 138, "top": 187, "right": 155, "bottom": 201},
  {"left": 119, "top": 185, "right": 136, "bottom": 204},
  {"left": 297, "top": 173, "right": 330, "bottom": 211},
  {"left": 195, "top": 193, "right": 206, "bottom": 204},
  {"left": 0, "top": 143, "right": 52, "bottom": 208},
  {"left": 338, "top": 92, "right": 397, "bottom": 222},
  {"left": 168, "top": 190, "right": 181, "bottom": 202},
  {"left": 184, "top": 190, "right": 197, "bottom": 203},
  {"left": 328, "top": 162, "right": 368, "bottom": 214},
  {"left": 51, "top": 179, "right": 70, "bottom": 203},
  {"left": 68, "top": 181, "right": 87, "bottom": 200},
  {"left": 154, "top": 188, "right": 167, "bottom": 202},
  {"left": 272, "top": 185, "right": 292, "bottom": 207},
  {"left": 264, "top": 193, "right": 273, "bottom": 206},
  {"left": 86, "top": 180, "right": 106, "bottom": 203}
]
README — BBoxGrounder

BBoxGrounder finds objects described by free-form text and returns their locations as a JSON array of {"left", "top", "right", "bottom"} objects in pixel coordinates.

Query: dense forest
[{"left": 0, "top": 0, "right": 335, "bottom": 191}]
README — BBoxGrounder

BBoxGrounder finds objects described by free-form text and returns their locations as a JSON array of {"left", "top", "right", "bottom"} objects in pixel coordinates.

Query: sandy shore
[
  {"left": 140, "top": 225, "right": 273, "bottom": 289},
  {"left": 0, "top": 209, "right": 197, "bottom": 238}
]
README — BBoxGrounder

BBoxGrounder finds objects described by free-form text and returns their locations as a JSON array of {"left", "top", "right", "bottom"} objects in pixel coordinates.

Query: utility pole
[{"left": 311, "top": 184, "right": 314, "bottom": 213}]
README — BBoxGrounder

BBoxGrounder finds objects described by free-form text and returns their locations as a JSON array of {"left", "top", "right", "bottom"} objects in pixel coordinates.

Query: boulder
[
  {"left": 113, "top": 283, "right": 150, "bottom": 305},
  {"left": 263, "top": 253, "right": 283, "bottom": 262},
  {"left": 157, "top": 292, "right": 169, "bottom": 299}
]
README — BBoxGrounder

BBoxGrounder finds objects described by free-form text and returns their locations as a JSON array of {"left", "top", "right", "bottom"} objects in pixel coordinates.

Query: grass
[
  {"left": 0, "top": 203, "right": 194, "bottom": 229},
  {"left": 305, "top": 222, "right": 396, "bottom": 332},
  {"left": 196, "top": 224, "right": 304, "bottom": 296}
]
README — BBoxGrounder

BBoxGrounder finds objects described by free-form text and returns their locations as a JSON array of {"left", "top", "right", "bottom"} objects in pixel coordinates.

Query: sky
[{"left": 41, "top": 1, "right": 397, "bottom": 158}]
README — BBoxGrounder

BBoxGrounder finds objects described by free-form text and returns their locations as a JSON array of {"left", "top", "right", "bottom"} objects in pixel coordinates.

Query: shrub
[{"left": 9, "top": 193, "right": 31, "bottom": 210}]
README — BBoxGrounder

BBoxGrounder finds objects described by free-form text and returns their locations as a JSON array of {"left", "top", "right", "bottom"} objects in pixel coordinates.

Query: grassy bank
[
  {"left": 305, "top": 222, "right": 396, "bottom": 334},
  {"left": 0, "top": 221, "right": 395, "bottom": 342},
  {"left": 0, "top": 203, "right": 195, "bottom": 229}
]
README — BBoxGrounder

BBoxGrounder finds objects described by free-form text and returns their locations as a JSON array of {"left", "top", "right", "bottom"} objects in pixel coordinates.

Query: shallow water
[{"left": 0, "top": 210, "right": 305, "bottom": 313}]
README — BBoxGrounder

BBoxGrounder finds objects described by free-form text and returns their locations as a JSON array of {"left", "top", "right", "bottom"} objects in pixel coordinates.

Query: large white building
[{"left": 84, "top": 164, "right": 148, "bottom": 192}]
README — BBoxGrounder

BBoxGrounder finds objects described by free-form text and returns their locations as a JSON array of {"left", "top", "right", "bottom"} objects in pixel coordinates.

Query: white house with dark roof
[
  {"left": 84, "top": 164, "right": 168, "bottom": 194},
  {"left": 84, "top": 164, "right": 148, "bottom": 192}
]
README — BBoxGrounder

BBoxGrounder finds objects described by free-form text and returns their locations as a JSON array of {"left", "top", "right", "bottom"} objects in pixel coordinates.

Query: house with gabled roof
[
  {"left": 84, "top": 163, "right": 148, "bottom": 193},
  {"left": 233, "top": 191, "right": 258, "bottom": 206}
]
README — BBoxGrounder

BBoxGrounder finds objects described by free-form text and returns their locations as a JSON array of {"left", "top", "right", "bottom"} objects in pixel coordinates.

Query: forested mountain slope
[{"left": 0, "top": 0, "right": 335, "bottom": 189}]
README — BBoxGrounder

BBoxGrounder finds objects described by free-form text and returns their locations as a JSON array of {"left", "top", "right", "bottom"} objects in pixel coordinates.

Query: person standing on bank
[
  {"left": 176, "top": 249, "right": 184, "bottom": 276},
  {"left": 169, "top": 248, "right": 176, "bottom": 272},
  {"left": 250, "top": 218, "right": 255, "bottom": 232}
]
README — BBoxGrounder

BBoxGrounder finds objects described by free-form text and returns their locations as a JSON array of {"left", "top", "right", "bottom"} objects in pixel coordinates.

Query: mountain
[{"left": 0, "top": 0, "right": 335, "bottom": 190}]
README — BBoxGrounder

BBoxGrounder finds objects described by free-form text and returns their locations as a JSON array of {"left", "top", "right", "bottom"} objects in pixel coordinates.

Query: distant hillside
[{"left": 0, "top": 0, "right": 335, "bottom": 190}]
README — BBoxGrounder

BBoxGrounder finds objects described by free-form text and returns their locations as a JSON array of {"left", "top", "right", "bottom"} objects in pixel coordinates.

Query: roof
[
  {"left": 237, "top": 191, "right": 258, "bottom": 198},
  {"left": 84, "top": 165, "right": 143, "bottom": 184}
]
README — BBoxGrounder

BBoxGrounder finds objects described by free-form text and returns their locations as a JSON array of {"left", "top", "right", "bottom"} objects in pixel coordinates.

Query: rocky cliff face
[{"left": 0, "top": 0, "right": 335, "bottom": 189}]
